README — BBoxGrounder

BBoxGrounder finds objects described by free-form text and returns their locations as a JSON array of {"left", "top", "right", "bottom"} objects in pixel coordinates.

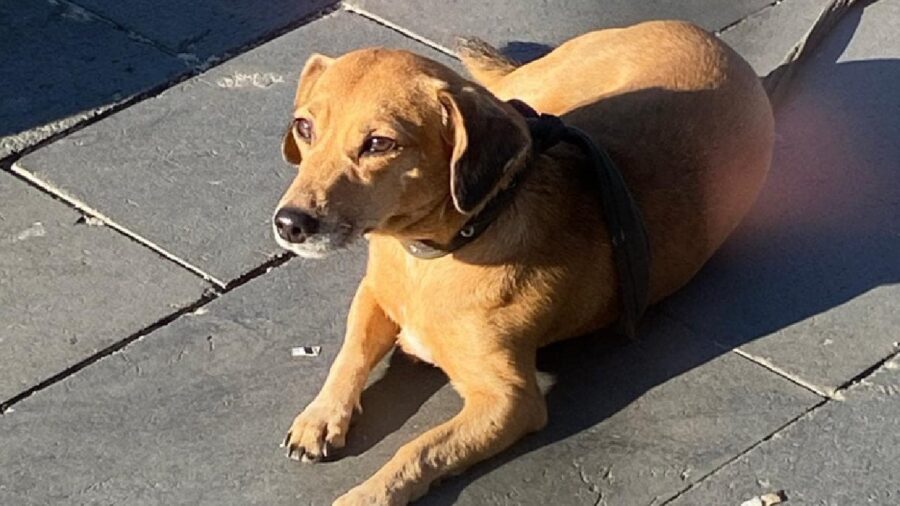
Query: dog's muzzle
[{"left": 272, "top": 207, "right": 354, "bottom": 259}]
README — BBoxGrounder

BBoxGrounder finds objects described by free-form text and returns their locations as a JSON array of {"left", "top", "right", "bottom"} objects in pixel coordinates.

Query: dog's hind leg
[
  {"left": 456, "top": 36, "right": 520, "bottom": 88},
  {"left": 333, "top": 346, "right": 547, "bottom": 505}
]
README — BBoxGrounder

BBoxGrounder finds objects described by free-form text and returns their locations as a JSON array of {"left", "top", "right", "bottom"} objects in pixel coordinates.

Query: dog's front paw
[{"left": 282, "top": 397, "right": 353, "bottom": 462}]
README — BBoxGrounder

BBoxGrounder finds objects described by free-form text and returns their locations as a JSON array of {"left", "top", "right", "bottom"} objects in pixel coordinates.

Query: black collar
[
  {"left": 402, "top": 99, "right": 651, "bottom": 337},
  {"left": 399, "top": 153, "right": 533, "bottom": 259}
]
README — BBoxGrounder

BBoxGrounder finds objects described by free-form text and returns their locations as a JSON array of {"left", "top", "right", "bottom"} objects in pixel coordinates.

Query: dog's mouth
[{"left": 273, "top": 222, "right": 360, "bottom": 259}]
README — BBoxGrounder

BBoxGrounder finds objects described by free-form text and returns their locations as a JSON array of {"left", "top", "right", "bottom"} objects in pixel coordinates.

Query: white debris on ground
[
  {"left": 291, "top": 346, "right": 321, "bottom": 358},
  {"left": 14, "top": 221, "right": 45, "bottom": 242},
  {"left": 215, "top": 72, "right": 284, "bottom": 89},
  {"left": 741, "top": 490, "right": 787, "bottom": 506}
]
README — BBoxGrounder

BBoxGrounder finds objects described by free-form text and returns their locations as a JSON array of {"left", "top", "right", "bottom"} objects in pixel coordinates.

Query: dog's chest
[{"left": 397, "top": 327, "right": 434, "bottom": 364}]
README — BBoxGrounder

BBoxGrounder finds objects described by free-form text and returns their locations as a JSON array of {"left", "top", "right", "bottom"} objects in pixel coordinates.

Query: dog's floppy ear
[
  {"left": 282, "top": 53, "right": 334, "bottom": 165},
  {"left": 438, "top": 87, "right": 531, "bottom": 214}
]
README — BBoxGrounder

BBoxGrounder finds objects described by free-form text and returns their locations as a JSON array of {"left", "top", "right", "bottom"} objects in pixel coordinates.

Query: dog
[{"left": 273, "top": 20, "right": 773, "bottom": 505}]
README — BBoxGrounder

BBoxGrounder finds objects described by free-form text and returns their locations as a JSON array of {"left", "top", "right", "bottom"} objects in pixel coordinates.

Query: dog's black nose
[{"left": 274, "top": 207, "right": 319, "bottom": 244}]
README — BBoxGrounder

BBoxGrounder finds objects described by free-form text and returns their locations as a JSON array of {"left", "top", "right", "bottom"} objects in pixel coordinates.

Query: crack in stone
[
  {"left": 662, "top": 349, "right": 898, "bottom": 504},
  {"left": 715, "top": 0, "right": 785, "bottom": 35},
  {"left": 834, "top": 349, "right": 900, "bottom": 396},
  {"left": 572, "top": 459, "right": 604, "bottom": 506},
  {"left": 52, "top": 0, "right": 186, "bottom": 61},
  {"left": 660, "top": 398, "right": 828, "bottom": 504}
]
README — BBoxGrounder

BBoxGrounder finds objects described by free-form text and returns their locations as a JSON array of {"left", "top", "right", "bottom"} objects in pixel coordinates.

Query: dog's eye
[
  {"left": 294, "top": 118, "right": 313, "bottom": 141},
  {"left": 361, "top": 136, "right": 396, "bottom": 155}
]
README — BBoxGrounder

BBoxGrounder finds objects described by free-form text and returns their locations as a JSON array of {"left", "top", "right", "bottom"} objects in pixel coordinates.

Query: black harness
[{"left": 402, "top": 99, "right": 651, "bottom": 338}]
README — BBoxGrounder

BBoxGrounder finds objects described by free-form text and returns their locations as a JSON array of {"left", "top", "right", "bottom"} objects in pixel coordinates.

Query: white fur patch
[
  {"left": 272, "top": 225, "right": 349, "bottom": 259},
  {"left": 398, "top": 328, "right": 434, "bottom": 364}
]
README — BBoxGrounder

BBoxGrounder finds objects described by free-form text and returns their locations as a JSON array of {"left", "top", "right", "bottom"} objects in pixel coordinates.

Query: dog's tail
[
  {"left": 762, "top": 0, "right": 864, "bottom": 107},
  {"left": 455, "top": 36, "right": 521, "bottom": 88}
]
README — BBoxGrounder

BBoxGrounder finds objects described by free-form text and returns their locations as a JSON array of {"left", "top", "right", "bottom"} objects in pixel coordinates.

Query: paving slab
[
  {"left": 0, "top": 0, "right": 187, "bottom": 161},
  {"left": 0, "top": 243, "right": 819, "bottom": 505},
  {"left": 662, "top": 0, "right": 900, "bottom": 397},
  {"left": 13, "top": 11, "right": 460, "bottom": 287},
  {"left": 0, "top": 172, "right": 208, "bottom": 404},
  {"left": 671, "top": 353, "right": 900, "bottom": 505},
  {"left": 427, "top": 324, "right": 821, "bottom": 506},
  {"left": 719, "top": 0, "right": 832, "bottom": 77},
  {"left": 71, "top": 0, "right": 337, "bottom": 61},
  {"left": 346, "top": 0, "right": 772, "bottom": 55}
]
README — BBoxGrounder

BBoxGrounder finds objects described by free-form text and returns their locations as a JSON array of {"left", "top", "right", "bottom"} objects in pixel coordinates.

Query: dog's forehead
[
  {"left": 339, "top": 48, "right": 425, "bottom": 74},
  {"left": 313, "top": 60, "right": 434, "bottom": 122},
  {"left": 328, "top": 50, "right": 450, "bottom": 98}
]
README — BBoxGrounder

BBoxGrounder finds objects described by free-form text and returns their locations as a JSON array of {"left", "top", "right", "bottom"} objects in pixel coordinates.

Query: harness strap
[{"left": 509, "top": 99, "right": 650, "bottom": 338}]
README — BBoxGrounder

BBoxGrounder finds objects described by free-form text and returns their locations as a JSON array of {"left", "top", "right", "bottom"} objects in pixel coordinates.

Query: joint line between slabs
[
  {"left": 9, "top": 164, "right": 226, "bottom": 287},
  {"left": 342, "top": 3, "right": 458, "bottom": 59},
  {"left": 731, "top": 348, "right": 834, "bottom": 399},
  {"left": 0, "top": 252, "right": 294, "bottom": 414},
  {"left": 660, "top": 397, "right": 828, "bottom": 504}
]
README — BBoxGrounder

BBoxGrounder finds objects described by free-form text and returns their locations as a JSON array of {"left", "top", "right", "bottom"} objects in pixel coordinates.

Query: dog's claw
[
  {"left": 283, "top": 400, "right": 353, "bottom": 464},
  {"left": 287, "top": 444, "right": 304, "bottom": 461},
  {"left": 281, "top": 432, "right": 291, "bottom": 448}
]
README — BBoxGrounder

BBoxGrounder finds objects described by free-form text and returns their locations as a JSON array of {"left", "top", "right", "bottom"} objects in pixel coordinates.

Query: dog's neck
[
  {"left": 398, "top": 157, "right": 536, "bottom": 259},
  {"left": 397, "top": 100, "right": 567, "bottom": 260},
  {"left": 389, "top": 149, "right": 569, "bottom": 264},
  {"left": 443, "top": 152, "right": 583, "bottom": 264}
]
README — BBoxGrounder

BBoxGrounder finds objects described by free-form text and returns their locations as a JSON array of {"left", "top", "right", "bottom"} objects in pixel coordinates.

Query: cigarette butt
[
  {"left": 291, "top": 346, "right": 321, "bottom": 357},
  {"left": 741, "top": 490, "right": 787, "bottom": 506}
]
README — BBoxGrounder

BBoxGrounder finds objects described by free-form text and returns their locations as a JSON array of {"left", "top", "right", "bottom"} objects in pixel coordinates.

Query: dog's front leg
[
  {"left": 333, "top": 350, "right": 547, "bottom": 505},
  {"left": 284, "top": 279, "right": 398, "bottom": 462}
]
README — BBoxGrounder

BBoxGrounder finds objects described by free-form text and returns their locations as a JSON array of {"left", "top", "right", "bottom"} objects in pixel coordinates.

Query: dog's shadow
[
  {"left": 339, "top": 351, "right": 451, "bottom": 458},
  {"left": 657, "top": 5, "right": 900, "bottom": 356},
  {"left": 342, "top": 5, "right": 900, "bottom": 503},
  {"left": 499, "top": 41, "right": 555, "bottom": 64}
]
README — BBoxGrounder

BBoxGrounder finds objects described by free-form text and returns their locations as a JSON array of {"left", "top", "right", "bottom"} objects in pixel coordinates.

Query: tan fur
[{"left": 276, "top": 21, "right": 773, "bottom": 505}]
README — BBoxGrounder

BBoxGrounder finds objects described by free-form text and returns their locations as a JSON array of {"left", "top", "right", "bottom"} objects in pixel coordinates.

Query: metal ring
[{"left": 459, "top": 226, "right": 475, "bottom": 238}]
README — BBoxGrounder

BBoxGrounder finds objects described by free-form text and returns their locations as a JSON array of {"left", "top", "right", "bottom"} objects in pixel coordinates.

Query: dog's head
[{"left": 273, "top": 48, "right": 531, "bottom": 258}]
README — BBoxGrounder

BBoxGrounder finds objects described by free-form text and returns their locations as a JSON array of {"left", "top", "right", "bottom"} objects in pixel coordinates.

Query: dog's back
[{"left": 462, "top": 21, "right": 775, "bottom": 301}]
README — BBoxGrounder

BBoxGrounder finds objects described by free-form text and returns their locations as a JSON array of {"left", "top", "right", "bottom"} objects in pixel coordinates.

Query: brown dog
[{"left": 273, "top": 20, "right": 773, "bottom": 505}]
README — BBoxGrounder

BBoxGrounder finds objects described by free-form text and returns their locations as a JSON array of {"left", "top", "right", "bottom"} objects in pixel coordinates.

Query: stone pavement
[{"left": 1, "top": 1, "right": 897, "bottom": 505}]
